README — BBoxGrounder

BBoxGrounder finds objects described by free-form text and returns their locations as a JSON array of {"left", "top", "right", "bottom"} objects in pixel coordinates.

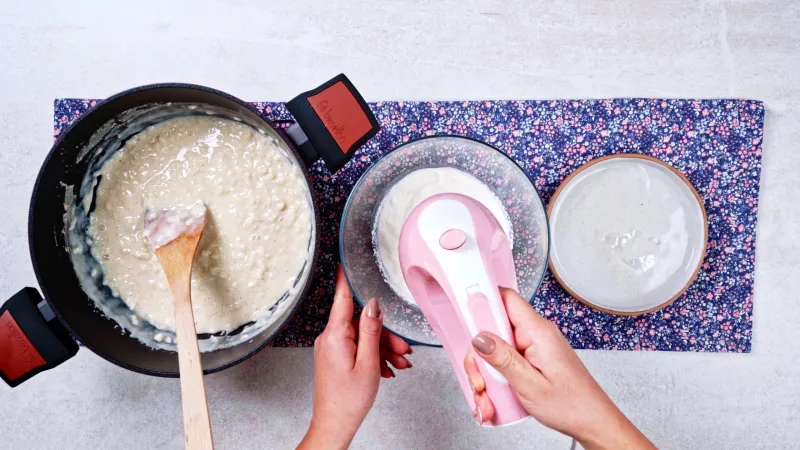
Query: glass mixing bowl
[{"left": 340, "top": 136, "right": 549, "bottom": 346}]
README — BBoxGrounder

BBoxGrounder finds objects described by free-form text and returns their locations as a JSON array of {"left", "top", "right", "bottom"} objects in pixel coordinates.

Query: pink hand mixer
[{"left": 399, "top": 193, "right": 530, "bottom": 426}]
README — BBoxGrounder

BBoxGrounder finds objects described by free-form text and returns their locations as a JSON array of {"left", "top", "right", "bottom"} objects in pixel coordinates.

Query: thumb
[
  {"left": 355, "top": 298, "right": 383, "bottom": 370},
  {"left": 471, "top": 332, "right": 546, "bottom": 391}
]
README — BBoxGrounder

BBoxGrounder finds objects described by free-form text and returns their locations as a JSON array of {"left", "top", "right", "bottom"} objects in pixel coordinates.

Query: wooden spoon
[{"left": 145, "top": 201, "right": 214, "bottom": 450}]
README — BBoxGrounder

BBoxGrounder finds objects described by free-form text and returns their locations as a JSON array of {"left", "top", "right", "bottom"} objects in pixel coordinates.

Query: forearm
[
  {"left": 576, "top": 410, "right": 656, "bottom": 450},
  {"left": 297, "top": 418, "right": 357, "bottom": 450}
]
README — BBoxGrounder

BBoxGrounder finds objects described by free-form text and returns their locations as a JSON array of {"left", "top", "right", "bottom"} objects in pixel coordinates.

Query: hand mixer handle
[
  {"left": 467, "top": 286, "right": 530, "bottom": 426},
  {"left": 399, "top": 193, "right": 530, "bottom": 426}
]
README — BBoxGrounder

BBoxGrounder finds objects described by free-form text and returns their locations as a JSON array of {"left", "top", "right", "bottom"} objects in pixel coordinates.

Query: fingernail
[
  {"left": 473, "top": 405, "right": 483, "bottom": 424},
  {"left": 366, "top": 298, "right": 381, "bottom": 319},
  {"left": 472, "top": 334, "right": 496, "bottom": 355},
  {"left": 407, "top": 361, "right": 413, "bottom": 369},
  {"left": 407, "top": 347, "right": 414, "bottom": 355},
  {"left": 469, "top": 379, "right": 476, "bottom": 393}
]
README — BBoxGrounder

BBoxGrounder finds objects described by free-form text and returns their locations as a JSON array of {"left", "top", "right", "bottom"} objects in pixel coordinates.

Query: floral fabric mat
[{"left": 55, "top": 98, "right": 764, "bottom": 352}]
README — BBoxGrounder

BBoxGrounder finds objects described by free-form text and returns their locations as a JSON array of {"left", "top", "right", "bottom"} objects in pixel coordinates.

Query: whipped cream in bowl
[
  {"left": 339, "top": 136, "right": 549, "bottom": 346},
  {"left": 373, "top": 167, "right": 514, "bottom": 307}
]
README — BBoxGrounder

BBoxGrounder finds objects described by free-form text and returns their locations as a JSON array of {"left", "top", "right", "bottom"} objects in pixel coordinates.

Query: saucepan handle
[
  {"left": 0, "top": 288, "right": 79, "bottom": 387},
  {"left": 285, "top": 73, "right": 380, "bottom": 173}
]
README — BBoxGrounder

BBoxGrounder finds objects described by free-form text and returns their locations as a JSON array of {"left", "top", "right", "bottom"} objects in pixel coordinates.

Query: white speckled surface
[{"left": 1, "top": 1, "right": 799, "bottom": 449}]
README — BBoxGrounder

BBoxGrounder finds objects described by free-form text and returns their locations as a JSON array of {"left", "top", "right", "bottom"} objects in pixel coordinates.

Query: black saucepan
[{"left": 0, "top": 74, "right": 379, "bottom": 387}]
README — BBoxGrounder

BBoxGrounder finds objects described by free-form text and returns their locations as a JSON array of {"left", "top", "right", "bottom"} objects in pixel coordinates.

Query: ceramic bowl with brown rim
[{"left": 547, "top": 154, "right": 707, "bottom": 315}]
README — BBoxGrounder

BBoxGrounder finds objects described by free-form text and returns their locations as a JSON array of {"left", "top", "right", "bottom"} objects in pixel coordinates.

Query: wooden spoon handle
[{"left": 172, "top": 273, "right": 214, "bottom": 450}]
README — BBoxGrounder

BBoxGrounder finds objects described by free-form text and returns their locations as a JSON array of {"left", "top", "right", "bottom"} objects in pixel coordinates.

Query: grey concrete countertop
[{"left": 1, "top": 1, "right": 798, "bottom": 449}]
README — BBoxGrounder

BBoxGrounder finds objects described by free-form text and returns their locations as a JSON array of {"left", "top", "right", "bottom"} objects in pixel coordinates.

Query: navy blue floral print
[{"left": 55, "top": 98, "right": 763, "bottom": 352}]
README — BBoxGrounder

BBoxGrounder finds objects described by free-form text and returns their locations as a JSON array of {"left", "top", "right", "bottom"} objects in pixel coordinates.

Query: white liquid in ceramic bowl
[{"left": 548, "top": 157, "right": 706, "bottom": 314}]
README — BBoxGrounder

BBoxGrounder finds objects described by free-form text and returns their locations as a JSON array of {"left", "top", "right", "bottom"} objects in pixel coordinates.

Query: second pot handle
[
  {"left": 1, "top": 288, "right": 79, "bottom": 387},
  {"left": 285, "top": 74, "right": 380, "bottom": 173}
]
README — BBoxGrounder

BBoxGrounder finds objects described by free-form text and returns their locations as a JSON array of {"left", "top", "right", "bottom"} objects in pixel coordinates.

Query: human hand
[
  {"left": 298, "top": 267, "right": 413, "bottom": 450},
  {"left": 464, "top": 288, "right": 654, "bottom": 450}
]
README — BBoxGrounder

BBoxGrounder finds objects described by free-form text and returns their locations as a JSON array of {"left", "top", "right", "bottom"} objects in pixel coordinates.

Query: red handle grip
[
  {"left": 1, "top": 288, "right": 78, "bottom": 387},
  {"left": 285, "top": 74, "right": 380, "bottom": 173}
]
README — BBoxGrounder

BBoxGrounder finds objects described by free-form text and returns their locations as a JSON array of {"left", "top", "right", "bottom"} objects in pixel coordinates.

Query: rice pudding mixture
[{"left": 89, "top": 116, "right": 312, "bottom": 335}]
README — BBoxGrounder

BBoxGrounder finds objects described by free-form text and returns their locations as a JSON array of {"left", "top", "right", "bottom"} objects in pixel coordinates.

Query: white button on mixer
[{"left": 439, "top": 229, "right": 467, "bottom": 250}]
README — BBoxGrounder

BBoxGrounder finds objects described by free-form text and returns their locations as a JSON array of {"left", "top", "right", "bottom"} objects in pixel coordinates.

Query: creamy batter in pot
[
  {"left": 73, "top": 114, "right": 314, "bottom": 349},
  {"left": 4, "top": 79, "right": 379, "bottom": 385}
]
